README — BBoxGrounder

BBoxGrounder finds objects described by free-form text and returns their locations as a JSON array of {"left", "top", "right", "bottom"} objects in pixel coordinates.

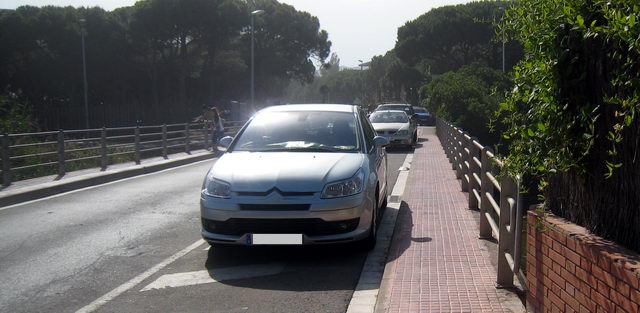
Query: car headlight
[
  {"left": 396, "top": 130, "right": 409, "bottom": 136},
  {"left": 203, "top": 172, "right": 231, "bottom": 198},
  {"left": 321, "top": 169, "right": 365, "bottom": 199}
]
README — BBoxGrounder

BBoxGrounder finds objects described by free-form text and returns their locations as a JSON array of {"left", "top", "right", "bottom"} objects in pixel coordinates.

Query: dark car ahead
[{"left": 412, "top": 106, "right": 434, "bottom": 126}]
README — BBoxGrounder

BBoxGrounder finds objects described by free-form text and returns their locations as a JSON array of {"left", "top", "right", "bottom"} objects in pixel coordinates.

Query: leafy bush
[
  {"left": 497, "top": 0, "right": 640, "bottom": 251},
  {"left": 420, "top": 63, "right": 510, "bottom": 145},
  {"left": 0, "top": 92, "right": 37, "bottom": 134}
]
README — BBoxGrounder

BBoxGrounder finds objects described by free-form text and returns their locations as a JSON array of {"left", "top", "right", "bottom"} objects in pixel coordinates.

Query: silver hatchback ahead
[{"left": 200, "top": 104, "right": 388, "bottom": 249}]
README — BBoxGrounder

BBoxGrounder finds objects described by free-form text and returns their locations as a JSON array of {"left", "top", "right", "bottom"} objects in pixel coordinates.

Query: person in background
[{"left": 210, "top": 107, "right": 225, "bottom": 148}]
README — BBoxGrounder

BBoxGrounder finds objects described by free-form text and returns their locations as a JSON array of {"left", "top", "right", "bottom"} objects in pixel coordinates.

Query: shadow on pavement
[
  {"left": 384, "top": 200, "right": 433, "bottom": 264},
  {"left": 203, "top": 240, "right": 368, "bottom": 291}
]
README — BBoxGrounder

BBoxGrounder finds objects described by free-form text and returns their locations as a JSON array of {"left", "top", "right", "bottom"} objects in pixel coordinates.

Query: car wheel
[
  {"left": 380, "top": 194, "right": 388, "bottom": 211},
  {"left": 359, "top": 199, "right": 378, "bottom": 250}
]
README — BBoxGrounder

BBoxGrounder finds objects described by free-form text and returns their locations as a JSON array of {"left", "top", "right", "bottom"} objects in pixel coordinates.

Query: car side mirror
[
  {"left": 373, "top": 136, "right": 389, "bottom": 147},
  {"left": 217, "top": 136, "right": 233, "bottom": 152}
]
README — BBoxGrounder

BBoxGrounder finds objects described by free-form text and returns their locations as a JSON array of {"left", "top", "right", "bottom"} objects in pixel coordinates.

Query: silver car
[
  {"left": 369, "top": 110, "right": 417, "bottom": 148},
  {"left": 200, "top": 104, "right": 388, "bottom": 249}
]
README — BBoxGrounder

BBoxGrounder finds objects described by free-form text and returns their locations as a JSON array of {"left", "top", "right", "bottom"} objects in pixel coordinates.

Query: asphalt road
[{"left": 0, "top": 148, "right": 411, "bottom": 313}]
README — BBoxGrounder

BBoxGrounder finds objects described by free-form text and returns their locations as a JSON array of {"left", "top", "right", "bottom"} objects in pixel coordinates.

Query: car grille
[
  {"left": 236, "top": 190, "right": 315, "bottom": 197},
  {"left": 377, "top": 130, "right": 397, "bottom": 135},
  {"left": 238, "top": 204, "right": 310, "bottom": 211},
  {"left": 202, "top": 218, "right": 360, "bottom": 236}
]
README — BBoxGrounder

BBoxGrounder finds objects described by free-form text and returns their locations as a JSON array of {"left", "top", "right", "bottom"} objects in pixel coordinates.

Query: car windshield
[
  {"left": 413, "top": 107, "right": 428, "bottom": 113},
  {"left": 232, "top": 111, "right": 360, "bottom": 152},
  {"left": 378, "top": 105, "right": 411, "bottom": 114},
  {"left": 370, "top": 112, "right": 409, "bottom": 123}
]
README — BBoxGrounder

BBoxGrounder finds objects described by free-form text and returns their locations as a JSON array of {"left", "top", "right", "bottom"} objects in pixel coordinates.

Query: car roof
[
  {"left": 261, "top": 104, "right": 356, "bottom": 113},
  {"left": 371, "top": 110, "right": 408, "bottom": 115},
  {"left": 377, "top": 103, "right": 411, "bottom": 107}
]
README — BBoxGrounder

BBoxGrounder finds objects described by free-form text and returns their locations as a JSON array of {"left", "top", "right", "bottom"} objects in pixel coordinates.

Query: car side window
[{"left": 359, "top": 112, "right": 375, "bottom": 152}]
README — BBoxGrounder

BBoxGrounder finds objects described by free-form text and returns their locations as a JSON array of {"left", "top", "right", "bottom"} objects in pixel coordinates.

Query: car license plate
[{"left": 247, "top": 234, "right": 303, "bottom": 245}]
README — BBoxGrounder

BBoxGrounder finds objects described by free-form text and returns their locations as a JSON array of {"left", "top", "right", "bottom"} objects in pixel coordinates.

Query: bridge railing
[
  {"left": 0, "top": 120, "right": 246, "bottom": 187},
  {"left": 436, "top": 118, "right": 526, "bottom": 290}
]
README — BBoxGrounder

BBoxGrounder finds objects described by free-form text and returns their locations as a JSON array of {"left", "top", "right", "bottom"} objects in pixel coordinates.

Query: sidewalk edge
[{"left": 346, "top": 153, "right": 413, "bottom": 313}]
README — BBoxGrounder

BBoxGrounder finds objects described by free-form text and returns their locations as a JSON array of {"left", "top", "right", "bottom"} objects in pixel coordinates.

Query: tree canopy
[
  {"left": 395, "top": 0, "right": 522, "bottom": 75},
  {"left": 0, "top": 0, "right": 331, "bottom": 130}
]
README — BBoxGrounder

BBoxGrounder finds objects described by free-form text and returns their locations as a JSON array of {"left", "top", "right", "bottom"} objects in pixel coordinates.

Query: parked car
[
  {"left": 412, "top": 106, "right": 434, "bottom": 126},
  {"left": 374, "top": 103, "right": 415, "bottom": 118},
  {"left": 369, "top": 110, "right": 417, "bottom": 149},
  {"left": 200, "top": 104, "right": 389, "bottom": 249}
]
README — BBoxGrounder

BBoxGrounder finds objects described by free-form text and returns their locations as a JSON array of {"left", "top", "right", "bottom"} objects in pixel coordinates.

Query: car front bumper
[
  {"left": 380, "top": 134, "right": 412, "bottom": 147},
  {"left": 200, "top": 192, "right": 373, "bottom": 245}
]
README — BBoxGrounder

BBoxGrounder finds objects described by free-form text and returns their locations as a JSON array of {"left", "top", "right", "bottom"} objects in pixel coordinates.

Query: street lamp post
[
  {"left": 499, "top": 7, "right": 505, "bottom": 73},
  {"left": 251, "top": 9, "right": 265, "bottom": 107},
  {"left": 358, "top": 59, "right": 366, "bottom": 107},
  {"left": 80, "top": 18, "right": 89, "bottom": 128}
]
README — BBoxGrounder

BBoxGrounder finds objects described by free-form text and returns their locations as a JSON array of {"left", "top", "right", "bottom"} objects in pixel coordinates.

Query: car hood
[
  {"left": 371, "top": 123, "right": 409, "bottom": 132},
  {"left": 210, "top": 152, "right": 364, "bottom": 192}
]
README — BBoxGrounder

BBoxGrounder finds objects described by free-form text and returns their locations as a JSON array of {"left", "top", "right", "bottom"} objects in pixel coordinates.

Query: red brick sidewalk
[{"left": 377, "top": 128, "right": 524, "bottom": 313}]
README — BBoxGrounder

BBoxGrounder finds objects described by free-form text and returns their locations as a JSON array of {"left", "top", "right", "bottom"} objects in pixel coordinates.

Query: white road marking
[
  {"left": 75, "top": 239, "right": 206, "bottom": 313},
  {"left": 347, "top": 151, "right": 413, "bottom": 313},
  {"left": 140, "top": 263, "right": 286, "bottom": 291},
  {"left": 0, "top": 158, "right": 215, "bottom": 211}
]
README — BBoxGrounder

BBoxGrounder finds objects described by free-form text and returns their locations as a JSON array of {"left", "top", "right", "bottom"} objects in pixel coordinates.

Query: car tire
[{"left": 358, "top": 200, "right": 378, "bottom": 251}]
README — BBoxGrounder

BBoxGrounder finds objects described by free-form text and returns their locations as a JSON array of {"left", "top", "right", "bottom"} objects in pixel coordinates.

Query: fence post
[
  {"left": 479, "top": 147, "right": 494, "bottom": 239},
  {"left": 134, "top": 125, "right": 141, "bottom": 165},
  {"left": 100, "top": 127, "right": 108, "bottom": 170},
  {"left": 162, "top": 124, "right": 168, "bottom": 159},
  {"left": 203, "top": 123, "right": 210, "bottom": 151},
  {"left": 2, "top": 134, "right": 10, "bottom": 187},
  {"left": 185, "top": 122, "right": 191, "bottom": 154},
  {"left": 468, "top": 137, "right": 480, "bottom": 209},
  {"left": 461, "top": 134, "right": 471, "bottom": 192},
  {"left": 57, "top": 130, "right": 65, "bottom": 177},
  {"left": 454, "top": 130, "right": 463, "bottom": 178},
  {"left": 496, "top": 174, "right": 517, "bottom": 288}
]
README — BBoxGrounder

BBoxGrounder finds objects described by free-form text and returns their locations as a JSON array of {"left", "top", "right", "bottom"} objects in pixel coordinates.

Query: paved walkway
[{"left": 377, "top": 128, "right": 524, "bottom": 313}]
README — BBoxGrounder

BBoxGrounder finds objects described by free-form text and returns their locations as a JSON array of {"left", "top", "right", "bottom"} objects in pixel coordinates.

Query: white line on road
[
  {"left": 75, "top": 239, "right": 206, "bottom": 313},
  {"left": 0, "top": 158, "right": 215, "bottom": 212},
  {"left": 140, "top": 263, "right": 286, "bottom": 291}
]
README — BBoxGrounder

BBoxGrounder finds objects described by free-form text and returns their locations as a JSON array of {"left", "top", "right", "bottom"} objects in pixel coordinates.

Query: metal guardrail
[
  {"left": 436, "top": 118, "right": 526, "bottom": 290},
  {"left": 0, "top": 120, "right": 246, "bottom": 187}
]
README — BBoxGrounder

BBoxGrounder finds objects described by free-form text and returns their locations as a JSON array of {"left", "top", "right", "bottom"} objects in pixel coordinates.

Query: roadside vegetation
[{"left": 497, "top": 0, "right": 640, "bottom": 251}]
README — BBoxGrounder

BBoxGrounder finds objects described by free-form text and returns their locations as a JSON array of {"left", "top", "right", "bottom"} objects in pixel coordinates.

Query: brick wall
[{"left": 527, "top": 211, "right": 640, "bottom": 313}]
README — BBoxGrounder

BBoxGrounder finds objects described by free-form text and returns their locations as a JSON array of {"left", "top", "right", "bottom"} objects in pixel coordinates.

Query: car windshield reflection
[
  {"left": 232, "top": 111, "right": 360, "bottom": 152},
  {"left": 370, "top": 112, "right": 409, "bottom": 123}
]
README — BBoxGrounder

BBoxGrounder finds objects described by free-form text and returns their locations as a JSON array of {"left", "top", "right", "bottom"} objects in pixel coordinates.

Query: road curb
[
  {"left": 346, "top": 153, "right": 413, "bottom": 313},
  {"left": 0, "top": 152, "right": 217, "bottom": 208}
]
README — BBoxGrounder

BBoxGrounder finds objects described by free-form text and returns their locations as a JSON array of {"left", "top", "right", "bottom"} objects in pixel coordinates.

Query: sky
[{"left": 1, "top": 0, "right": 472, "bottom": 67}]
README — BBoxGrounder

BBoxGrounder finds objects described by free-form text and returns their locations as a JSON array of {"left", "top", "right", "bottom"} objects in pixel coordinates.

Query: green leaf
[
  {"left": 527, "top": 128, "right": 535, "bottom": 137},
  {"left": 576, "top": 15, "right": 584, "bottom": 27},
  {"left": 537, "top": 122, "right": 546, "bottom": 131}
]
